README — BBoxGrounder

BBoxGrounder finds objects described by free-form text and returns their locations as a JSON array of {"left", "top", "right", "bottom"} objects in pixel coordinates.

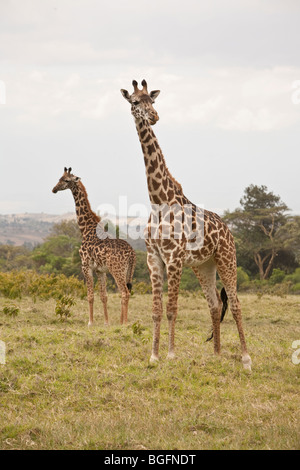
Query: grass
[{"left": 0, "top": 293, "right": 299, "bottom": 450}]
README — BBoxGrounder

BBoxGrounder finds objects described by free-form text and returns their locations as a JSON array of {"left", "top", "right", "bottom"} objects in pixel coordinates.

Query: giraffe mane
[
  {"left": 154, "top": 141, "right": 183, "bottom": 194},
  {"left": 78, "top": 181, "right": 101, "bottom": 223},
  {"left": 162, "top": 158, "right": 183, "bottom": 193}
]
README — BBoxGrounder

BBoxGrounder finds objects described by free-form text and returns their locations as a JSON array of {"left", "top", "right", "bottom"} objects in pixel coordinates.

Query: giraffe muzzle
[{"left": 150, "top": 113, "right": 159, "bottom": 125}]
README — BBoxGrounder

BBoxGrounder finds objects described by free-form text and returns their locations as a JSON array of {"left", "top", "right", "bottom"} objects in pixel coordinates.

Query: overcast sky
[{"left": 1, "top": 0, "right": 300, "bottom": 219}]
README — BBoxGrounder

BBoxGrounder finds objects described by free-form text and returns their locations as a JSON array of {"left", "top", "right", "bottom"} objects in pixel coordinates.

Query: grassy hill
[
  {"left": 0, "top": 213, "right": 147, "bottom": 251},
  {"left": 0, "top": 213, "right": 75, "bottom": 247}
]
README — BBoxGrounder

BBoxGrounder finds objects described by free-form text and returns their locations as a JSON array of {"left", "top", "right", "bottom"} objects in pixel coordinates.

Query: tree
[
  {"left": 49, "top": 219, "right": 81, "bottom": 241},
  {"left": 31, "top": 220, "right": 82, "bottom": 277},
  {"left": 0, "top": 245, "right": 33, "bottom": 271},
  {"left": 225, "top": 185, "right": 290, "bottom": 280},
  {"left": 277, "top": 215, "right": 300, "bottom": 264}
]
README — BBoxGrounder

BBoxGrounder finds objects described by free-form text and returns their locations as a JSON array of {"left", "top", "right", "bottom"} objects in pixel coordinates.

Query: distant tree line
[{"left": 0, "top": 185, "right": 299, "bottom": 294}]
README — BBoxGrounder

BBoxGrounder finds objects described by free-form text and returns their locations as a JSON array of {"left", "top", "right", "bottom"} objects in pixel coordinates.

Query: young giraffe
[
  {"left": 121, "top": 80, "right": 252, "bottom": 370},
  {"left": 52, "top": 167, "right": 136, "bottom": 326}
]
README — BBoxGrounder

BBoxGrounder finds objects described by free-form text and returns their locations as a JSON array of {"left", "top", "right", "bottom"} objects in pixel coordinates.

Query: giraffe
[
  {"left": 52, "top": 167, "right": 136, "bottom": 326},
  {"left": 121, "top": 80, "right": 252, "bottom": 371}
]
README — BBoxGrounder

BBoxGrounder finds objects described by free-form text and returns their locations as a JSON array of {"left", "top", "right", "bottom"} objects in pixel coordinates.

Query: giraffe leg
[
  {"left": 97, "top": 272, "right": 109, "bottom": 325},
  {"left": 112, "top": 271, "right": 130, "bottom": 325},
  {"left": 120, "top": 288, "right": 130, "bottom": 325},
  {"left": 193, "top": 261, "right": 222, "bottom": 355},
  {"left": 166, "top": 264, "right": 183, "bottom": 360},
  {"left": 82, "top": 264, "right": 94, "bottom": 327},
  {"left": 226, "top": 288, "right": 251, "bottom": 370},
  {"left": 147, "top": 250, "right": 164, "bottom": 363},
  {"left": 216, "top": 261, "right": 252, "bottom": 371}
]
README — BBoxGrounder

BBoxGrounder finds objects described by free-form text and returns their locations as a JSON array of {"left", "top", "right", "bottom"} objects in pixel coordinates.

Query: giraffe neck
[
  {"left": 70, "top": 181, "right": 100, "bottom": 236},
  {"left": 135, "top": 118, "right": 188, "bottom": 206}
]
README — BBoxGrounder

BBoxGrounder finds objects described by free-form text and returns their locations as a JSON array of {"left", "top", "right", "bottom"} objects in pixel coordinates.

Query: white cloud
[
  {"left": 159, "top": 67, "right": 300, "bottom": 131},
  {"left": 3, "top": 65, "right": 300, "bottom": 131}
]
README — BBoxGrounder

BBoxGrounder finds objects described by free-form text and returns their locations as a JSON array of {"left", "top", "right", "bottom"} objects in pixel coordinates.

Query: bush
[
  {"left": 2, "top": 303, "right": 19, "bottom": 317},
  {"left": 291, "top": 282, "right": 300, "bottom": 294},
  {"left": 269, "top": 268, "right": 286, "bottom": 285},
  {"left": 237, "top": 267, "right": 250, "bottom": 290},
  {"left": 0, "top": 271, "right": 27, "bottom": 299},
  {"left": 0, "top": 271, "right": 86, "bottom": 301},
  {"left": 285, "top": 268, "right": 300, "bottom": 284},
  {"left": 180, "top": 268, "right": 199, "bottom": 291},
  {"left": 55, "top": 295, "right": 76, "bottom": 320},
  {"left": 132, "top": 282, "right": 152, "bottom": 295}
]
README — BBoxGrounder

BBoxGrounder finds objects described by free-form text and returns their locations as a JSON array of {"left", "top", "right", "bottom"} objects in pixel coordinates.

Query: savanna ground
[{"left": 0, "top": 292, "right": 299, "bottom": 450}]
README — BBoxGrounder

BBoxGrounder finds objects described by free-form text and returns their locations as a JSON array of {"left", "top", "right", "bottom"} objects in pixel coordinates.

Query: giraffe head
[
  {"left": 121, "top": 80, "right": 160, "bottom": 125},
  {"left": 52, "top": 167, "right": 81, "bottom": 193}
]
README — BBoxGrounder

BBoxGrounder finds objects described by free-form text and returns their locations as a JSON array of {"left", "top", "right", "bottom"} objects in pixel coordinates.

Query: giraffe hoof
[
  {"left": 167, "top": 351, "right": 176, "bottom": 360},
  {"left": 88, "top": 321, "right": 93, "bottom": 327},
  {"left": 149, "top": 354, "right": 159, "bottom": 364},
  {"left": 242, "top": 354, "right": 252, "bottom": 372}
]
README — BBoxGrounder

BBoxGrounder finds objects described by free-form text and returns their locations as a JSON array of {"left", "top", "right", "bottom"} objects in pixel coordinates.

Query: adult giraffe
[{"left": 121, "top": 80, "right": 251, "bottom": 371}]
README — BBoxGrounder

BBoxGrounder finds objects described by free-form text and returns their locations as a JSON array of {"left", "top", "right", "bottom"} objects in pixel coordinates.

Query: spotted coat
[
  {"left": 52, "top": 168, "right": 136, "bottom": 326},
  {"left": 121, "top": 81, "right": 251, "bottom": 370}
]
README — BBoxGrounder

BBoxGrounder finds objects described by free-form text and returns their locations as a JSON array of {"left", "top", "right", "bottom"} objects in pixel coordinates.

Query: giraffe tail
[
  {"left": 126, "top": 251, "right": 136, "bottom": 293},
  {"left": 220, "top": 287, "right": 228, "bottom": 323},
  {"left": 205, "top": 287, "right": 228, "bottom": 342}
]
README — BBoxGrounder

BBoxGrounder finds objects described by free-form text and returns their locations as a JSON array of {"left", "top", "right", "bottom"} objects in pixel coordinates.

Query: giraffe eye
[{"left": 133, "top": 101, "right": 139, "bottom": 106}]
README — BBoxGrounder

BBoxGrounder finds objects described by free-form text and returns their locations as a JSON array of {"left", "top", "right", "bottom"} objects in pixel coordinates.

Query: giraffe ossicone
[{"left": 121, "top": 80, "right": 251, "bottom": 371}]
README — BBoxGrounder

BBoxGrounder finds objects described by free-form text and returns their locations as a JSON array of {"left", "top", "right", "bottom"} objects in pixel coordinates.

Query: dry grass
[{"left": 0, "top": 293, "right": 299, "bottom": 450}]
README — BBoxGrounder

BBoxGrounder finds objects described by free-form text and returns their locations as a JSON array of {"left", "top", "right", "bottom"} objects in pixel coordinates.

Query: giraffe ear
[
  {"left": 74, "top": 176, "right": 81, "bottom": 182},
  {"left": 149, "top": 90, "right": 160, "bottom": 101},
  {"left": 120, "top": 89, "right": 132, "bottom": 103}
]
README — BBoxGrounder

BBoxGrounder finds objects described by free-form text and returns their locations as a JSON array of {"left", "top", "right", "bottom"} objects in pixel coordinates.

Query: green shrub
[
  {"left": 0, "top": 271, "right": 26, "bottom": 299},
  {"left": 286, "top": 268, "right": 300, "bottom": 284},
  {"left": 291, "top": 282, "right": 300, "bottom": 294},
  {"left": 237, "top": 267, "right": 250, "bottom": 290},
  {"left": 133, "top": 282, "right": 152, "bottom": 295},
  {"left": 2, "top": 303, "right": 19, "bottom": 317},
  {"left": 55, "top": 295, "right": 76, "bottom": 320},
  {"left": 132, "top": 321, "right": 145, "bottom": 336},
  {"left": 269, "top": 268, "right": 286, "bottom": 285},
  {"left": 179, "top": 268, "right": 199, "bottom": 291},
  {"left": 0, "top": 271, "right": 86, "bottom": 302}
]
